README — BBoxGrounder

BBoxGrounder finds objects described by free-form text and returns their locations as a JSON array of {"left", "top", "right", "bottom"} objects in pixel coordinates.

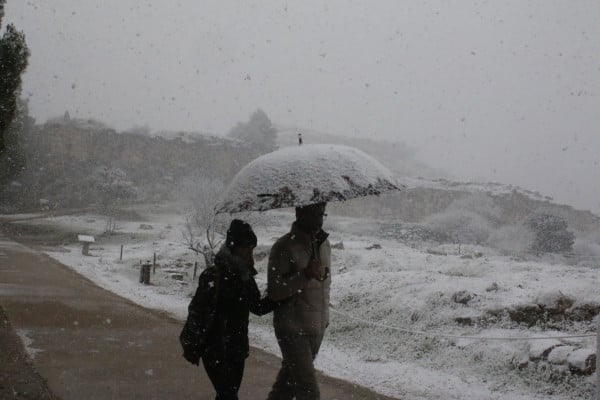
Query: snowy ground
[{"left": 10, "top": 205, "right": 598, "bottom": 400}]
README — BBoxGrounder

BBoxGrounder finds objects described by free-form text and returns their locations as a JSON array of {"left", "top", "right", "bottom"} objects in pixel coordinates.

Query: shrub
[
  {"left": 488, "top": 224, "right": 535, "bottom": 254},
  {"left": 525, "top": 212, "right": 575, "bottom": 253},
  {"left": 424, "top": 208, "right": 493, "bottom": 245}
]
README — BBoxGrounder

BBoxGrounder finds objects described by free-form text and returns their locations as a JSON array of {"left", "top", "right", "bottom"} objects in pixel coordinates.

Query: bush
[
  {"left": 525, "top": 212, "right": 575, "bottom": 253},
  {"left": 488, "top": 224, "right": 535, "bottom": 255},
  {"left": 424, "top": 208, "right": 493, "bottom": 245},
  {"left": 423, "top": 194, "right": 500, "bottom": 245}
]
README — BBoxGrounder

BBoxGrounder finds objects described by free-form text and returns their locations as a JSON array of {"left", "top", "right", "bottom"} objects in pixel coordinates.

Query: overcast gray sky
[{"left": 5, "top": 1, "right": 600, "bottom": 214}]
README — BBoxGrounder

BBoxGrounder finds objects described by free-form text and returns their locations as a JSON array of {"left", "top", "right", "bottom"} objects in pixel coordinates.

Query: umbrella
[{"left": 216, "top": 144, "right": 404, "bottom": 214}]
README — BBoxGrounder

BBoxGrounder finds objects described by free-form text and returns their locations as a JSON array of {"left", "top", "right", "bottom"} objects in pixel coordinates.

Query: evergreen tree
[
  {"left": 0, "top": 96, "right": 33, "bottom": 182},
  {"left": 228, "top": 109, "right": 277, "bottom": 151},
  {"left": 0, "top": 0, "right": 30, "bottom": 158}
]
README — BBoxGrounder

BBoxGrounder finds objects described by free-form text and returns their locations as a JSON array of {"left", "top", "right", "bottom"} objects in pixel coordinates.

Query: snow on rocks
[
  {"left": 567, "top": 348, "right": 596, "bottom": 374},
  {"left": 547, "top": 345, "right": 575, "bottom": 364},
  {"left": 451, "top": 290, "right": 476, "bottom": 305},
  {"left": 528, "top": 339, "right": 563, "bottom": 360},
  {"left": 526, "top": 340, "right": 596, "bottom": 376}
]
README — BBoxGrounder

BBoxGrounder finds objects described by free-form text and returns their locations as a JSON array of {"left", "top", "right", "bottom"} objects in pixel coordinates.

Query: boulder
[
  {"left": 567, "top": 348, "right": 596, "bottom": 375},
  {"left": 547, "top": 345, "right": 575, "bottom": 365},
  {"left": 452, "top": 290, "right": 475, "bottom": 305},
  {"left": 528, "top": 339, "right": 562, "bottom": 361},
  {"left": 485, "top": 282, "right": 499, "bottom": 292}
]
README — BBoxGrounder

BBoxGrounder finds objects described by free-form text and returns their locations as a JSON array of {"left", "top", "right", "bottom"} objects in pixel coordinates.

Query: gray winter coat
[{"left": 267, "top": 222, "right": 331, "bottom": 337}]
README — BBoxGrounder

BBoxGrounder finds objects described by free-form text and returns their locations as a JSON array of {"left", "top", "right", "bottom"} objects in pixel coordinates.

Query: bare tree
[
  {"left": 182, "top": 176, "right": 228, "bottom": 267},
  {"left": 90, "top": 166, "right": 137, "bottom": 233}
]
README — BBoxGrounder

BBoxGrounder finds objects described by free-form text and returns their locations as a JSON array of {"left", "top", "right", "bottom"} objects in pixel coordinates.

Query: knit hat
[{"left": 225, "top": 219, "right": 257, "bottom": 249}]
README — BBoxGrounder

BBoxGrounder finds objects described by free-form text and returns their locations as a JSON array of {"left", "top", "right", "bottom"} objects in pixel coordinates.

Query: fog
[{"left": 5, "top": 0, "right": 600, "bottom": 213}]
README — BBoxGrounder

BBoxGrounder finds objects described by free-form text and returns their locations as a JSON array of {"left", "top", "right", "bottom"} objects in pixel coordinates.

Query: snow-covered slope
[{"left": 18, "top": 207, "right": 595, "bottom": 400}]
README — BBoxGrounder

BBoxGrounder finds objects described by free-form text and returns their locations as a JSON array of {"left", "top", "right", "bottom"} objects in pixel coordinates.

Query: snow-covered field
[{"left": 14, "top": 205, "right": 598, "bottom": 400}]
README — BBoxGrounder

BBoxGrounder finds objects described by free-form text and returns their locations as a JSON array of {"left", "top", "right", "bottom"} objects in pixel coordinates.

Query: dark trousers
[
  {"left": 202, "top": 352, "right": 245, "bottom": 400},
  {"left": 267, "top": 333, "right": 323, "bottom": 400}
]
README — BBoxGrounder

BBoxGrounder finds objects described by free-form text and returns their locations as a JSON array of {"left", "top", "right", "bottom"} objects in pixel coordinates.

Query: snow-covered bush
[
  {"left": 488, "top": 224, "right": 535, "bottom": 255},
  {"left": 449, "top": 193, "right": 502, "bottom": 225},
  {"left": 525, "top": 212, "right": 575, "bottom": 253},
  {"left": 423, "top": 194, "right": 500, "bottom": 245},
  {"left": 572, "top": 230, "right": 600, "bottom": 261},
  {"left": 424, "top": 208, "right": 493, "bottom": 245}
]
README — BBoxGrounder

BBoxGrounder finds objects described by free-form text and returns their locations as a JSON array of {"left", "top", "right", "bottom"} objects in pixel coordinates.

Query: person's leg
[
  {"left": 226, "top": 357, "right": 245, "bottom": 400},
  {"left": 267, "top": 358, "right": 295, "bottom": 400},
  {"left": 202, "top": 354, "right": 242, "bottom": 400},
  {"left": 202, "top": 354, "right": 224, "bottom": 399},
  {"left": 279, "top": 335, "right": 320, "bottom": 400}
]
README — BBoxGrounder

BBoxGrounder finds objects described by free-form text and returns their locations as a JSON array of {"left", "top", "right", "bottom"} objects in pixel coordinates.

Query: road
[{"left": 0, "top": 227, "right": 398, "bottom": 400}]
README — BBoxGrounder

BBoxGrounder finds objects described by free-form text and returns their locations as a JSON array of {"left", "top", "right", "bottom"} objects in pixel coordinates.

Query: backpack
[{"left": 179, "top": 267, "right": 220, "bottom": 365}]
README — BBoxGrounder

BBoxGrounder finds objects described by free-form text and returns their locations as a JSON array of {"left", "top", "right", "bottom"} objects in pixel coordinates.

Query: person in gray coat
[{"left": 266, "top": 202, "right": 331, "bottom": 400}]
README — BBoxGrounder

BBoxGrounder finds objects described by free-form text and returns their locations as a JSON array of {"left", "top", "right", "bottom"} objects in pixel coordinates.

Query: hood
[{"left": 214, "top": 244, "right": 257, "bottom": 278}]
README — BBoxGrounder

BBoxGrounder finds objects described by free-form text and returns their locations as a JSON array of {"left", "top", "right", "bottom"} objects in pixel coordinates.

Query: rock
[
  {"left": 511, "top": 354, "right": 530, "bottom": 370},
  {"left": 452, "top": 290, "right": 475, "bottom": 305},
  {"left": 547, "top": 345, "right": 575, "bottom": 364},
  {"left": 170, "top": 273, "right": 184, "bottom": 281},
  {"left": 331, "top": 241, "right": 345, "bottom": 250},
  {"left": 139, "top": 224, "right": 154, "bottom": 230},
  {"left": 528, "top": 339, "right": 562, "bottom": 361},
  {"left": 567, "top": 348, "right": 596, "bottom": 375},
  {"left": 427, "top": 249, "right": 447, "bottom": 256},
  {"left": 460, "top": 254, "right": 473, "bottom": 259},
  {"left": 366, "top": 244, "right": 382, "bottom": 250},
  {"left": 486, "top": 282, "right": 499, "bottom": 292}
]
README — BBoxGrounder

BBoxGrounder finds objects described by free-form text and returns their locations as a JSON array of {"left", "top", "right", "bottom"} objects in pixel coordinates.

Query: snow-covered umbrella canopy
[{"left": 216, "top": 144, "right": 404, "bottom": 214}]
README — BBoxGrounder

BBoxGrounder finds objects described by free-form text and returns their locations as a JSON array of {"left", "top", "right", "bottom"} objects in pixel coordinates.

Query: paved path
[{"left": 0, "top": 230, "right": 398, "bottom": 400}]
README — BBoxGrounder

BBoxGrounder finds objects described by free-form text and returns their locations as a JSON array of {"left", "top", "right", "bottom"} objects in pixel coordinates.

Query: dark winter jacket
[
  {"left": 187, "top": 245, "right": 273, "bottom": 362},
  {"left": 268, "top": 222, "right": 331, "bottom": 336}
]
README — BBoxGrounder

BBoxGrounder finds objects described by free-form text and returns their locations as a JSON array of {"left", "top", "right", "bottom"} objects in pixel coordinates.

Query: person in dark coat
[{"left": 183, "top": 219, "right": 273, "bottom": 400}]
